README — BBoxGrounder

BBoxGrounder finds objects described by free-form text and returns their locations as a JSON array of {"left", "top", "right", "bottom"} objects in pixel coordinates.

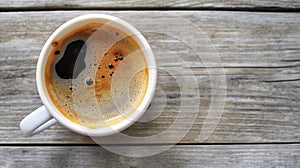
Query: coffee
[{"left": 45, "top": 22, "right": 149, "bottom": 128}]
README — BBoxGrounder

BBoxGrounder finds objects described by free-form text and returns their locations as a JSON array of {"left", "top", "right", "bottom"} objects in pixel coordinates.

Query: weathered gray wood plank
[
  {"left": 1, "top": 0, "right": 300, "bottom": 10},
  {"left": 0, "top": 11, "right": 300, "bottom": 144},
  {"left": 0, "top": 144, "right": 299, "bottom": 167}
]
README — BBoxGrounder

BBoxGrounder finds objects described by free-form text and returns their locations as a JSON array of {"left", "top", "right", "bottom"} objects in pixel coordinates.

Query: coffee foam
[{"left": 45, "top": 22, "right": 148, "bottom": 128}]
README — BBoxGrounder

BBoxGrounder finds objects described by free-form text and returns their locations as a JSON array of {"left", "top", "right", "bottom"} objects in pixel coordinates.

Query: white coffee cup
[{"left": 20, "top": 14, "right": 157, "bottom": 137}]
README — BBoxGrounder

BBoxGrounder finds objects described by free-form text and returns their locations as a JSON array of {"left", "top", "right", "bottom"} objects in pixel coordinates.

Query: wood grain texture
[
  {"left": 1, "top": 11, "right": 300, "bottom": 144},
  {"left": 1, "top": 0, "right": 300, "bottom": 10},
  {"left": 0, "top": 145, "right": 299, "bottom": 167}
]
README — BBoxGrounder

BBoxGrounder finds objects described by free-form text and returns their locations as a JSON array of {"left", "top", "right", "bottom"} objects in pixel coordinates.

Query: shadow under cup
[{"left": 37, "top": 14, "right": 157, "bottom": 137}]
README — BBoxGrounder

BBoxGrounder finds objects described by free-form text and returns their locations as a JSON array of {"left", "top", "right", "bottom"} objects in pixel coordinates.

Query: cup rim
[{"left": 36, "top": 14, "right": 157, "bottom": 136}]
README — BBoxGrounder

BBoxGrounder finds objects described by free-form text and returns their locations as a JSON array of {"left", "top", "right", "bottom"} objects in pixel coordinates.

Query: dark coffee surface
[
  {"left": 45, "top": 22, "right": 148, "bottom": 128},
  {"left": 55, "top": 40, "right": 86, "bottom": 79}
]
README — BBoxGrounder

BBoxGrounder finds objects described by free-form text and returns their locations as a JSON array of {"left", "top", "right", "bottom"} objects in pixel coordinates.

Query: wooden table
[{"left": 1, "top": 1, "right": 300, "bottom": 167}]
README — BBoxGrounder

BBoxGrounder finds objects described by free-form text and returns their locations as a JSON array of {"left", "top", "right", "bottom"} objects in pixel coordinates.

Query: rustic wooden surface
[
  {"left": 1, "top": 144, "right": 300, "bottom": 167},
  {"left": 0, "top": 2, "right": 300, "bottom": 168},
  {"left": 1, "top": 11, "right": 300, "bottom": 144},
  {"left": 1, "top": 0, "right": 300, "bottom": 10}
]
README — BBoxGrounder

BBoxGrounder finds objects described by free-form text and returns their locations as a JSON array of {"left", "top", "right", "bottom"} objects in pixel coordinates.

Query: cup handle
[{"left": 20, "top": 106, "right": 57, "bottom": 136}]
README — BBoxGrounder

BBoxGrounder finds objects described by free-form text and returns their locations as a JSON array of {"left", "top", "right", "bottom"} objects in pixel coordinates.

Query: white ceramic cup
[{"left": 20, "top": 14, "right": 157, "bottom": 137}]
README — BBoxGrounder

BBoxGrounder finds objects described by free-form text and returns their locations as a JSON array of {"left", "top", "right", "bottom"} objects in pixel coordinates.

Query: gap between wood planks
[
  {"left": 0, "top": 142, "right": 300, "bottom": 146},
  {"left": 1, "top": 7, "right": 300, "bottom": 13}
]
